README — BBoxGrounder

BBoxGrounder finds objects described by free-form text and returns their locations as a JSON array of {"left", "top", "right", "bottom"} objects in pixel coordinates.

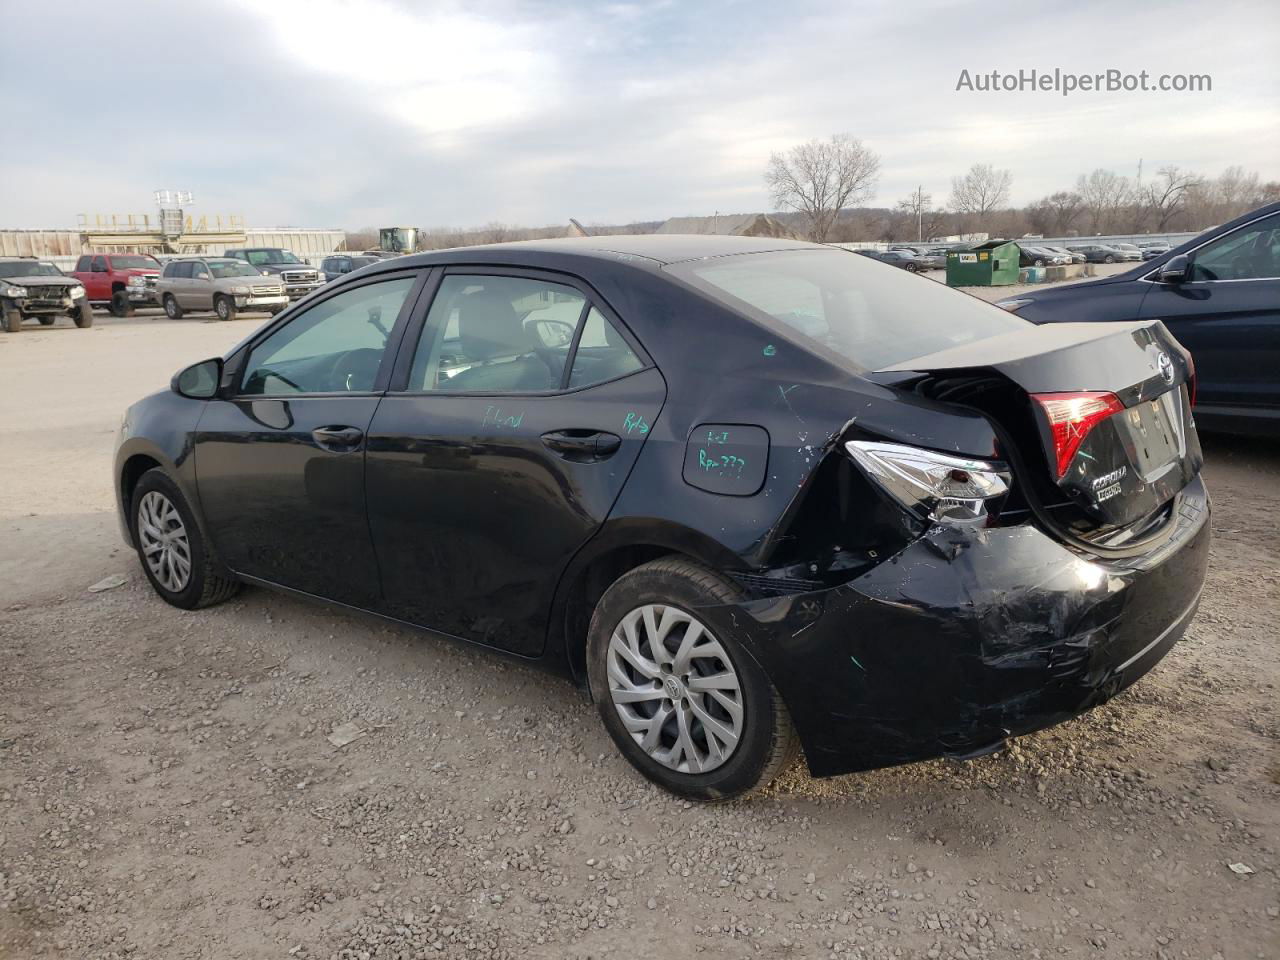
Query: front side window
[
  {"left": 241, "top": 276, "right": 416, "bottom": 396},
  {"left": 1189, "top": 214, "right": 1280, "bottom": 281},
  {"left": 191, "top": 262, "right": 210, "bottom": 280},
  {"left": 408, "top": 275, "right": 587, "bottom": 393},
  {"left": 91, "top": 256, "right": 107, "bottom": 271},
  {"left": 668, "top": 248, "right": 1027, "bottom": 372}
]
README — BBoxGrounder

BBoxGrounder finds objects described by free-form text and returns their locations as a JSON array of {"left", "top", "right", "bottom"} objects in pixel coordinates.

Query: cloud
[{"left": 0, "top": 0, "right": 1275, "bottom": 228}]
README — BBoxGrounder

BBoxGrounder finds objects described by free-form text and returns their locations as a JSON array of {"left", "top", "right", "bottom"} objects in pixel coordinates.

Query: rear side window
[
  {"left": 164, "top": 261, "right": 190, "bottom": 278},
  {"left": 668, "top": 249, "right": 1027, "bottom": 371},
  {"left": 408, "top": 275, "right": 587, "bottom": 393},
  {"left": 568, "top": 308, "right": 644, "bottom": 388}
]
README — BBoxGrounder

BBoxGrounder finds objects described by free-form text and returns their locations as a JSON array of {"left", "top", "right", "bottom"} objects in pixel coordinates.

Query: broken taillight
[{"left": 1032, "top": 391, "right": 1125, "bottom": 479}]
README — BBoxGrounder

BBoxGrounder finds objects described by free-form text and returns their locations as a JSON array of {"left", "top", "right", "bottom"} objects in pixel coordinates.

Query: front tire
[
  {"left": 1103, "top": 255, "right": 1116, "bottom": 264},
  {"left": 586, "top": 557, "right": 799, "bottom": 802},
  {"left": 163, "top": 294, "right": 183, "bottom": 319},
  {"left": 2, "top": 309, "right": 22, "bottom": 333},
  {"left": 130, "top": 469, "right": 240, "bottom": 610},
  {"left": 110, "top": 290, "right": 134, "bottom": 317},
  {"left": 214, "top": 295, "right": 236, "bottom": 321},
  {"left": 73, "top": 305, "right": 93, "bottom": 328}
]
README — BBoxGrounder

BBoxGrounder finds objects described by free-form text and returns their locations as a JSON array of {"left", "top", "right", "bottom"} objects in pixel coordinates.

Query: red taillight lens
[{"left": 1032, "top": 391, "right": 1125, "bottom": 479}]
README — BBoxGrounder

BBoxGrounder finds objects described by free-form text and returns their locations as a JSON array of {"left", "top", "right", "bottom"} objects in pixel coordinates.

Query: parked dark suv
[
  {"left": 115, "top": 235, "right": 1209, "bottom": 800},
  {"left": 999, "top": 201, "right": 1280, "bottom": 436},
  {"left": 320, "top": 254, "right": 384, "bottom": 282},
  {"left": 223, "top": 248, "right": 324, "bottom": 300}
]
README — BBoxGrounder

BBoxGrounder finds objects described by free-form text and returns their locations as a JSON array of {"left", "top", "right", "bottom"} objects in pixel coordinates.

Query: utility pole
[{"left": 916, "top": 185, "right": 924, "bottom": 242}]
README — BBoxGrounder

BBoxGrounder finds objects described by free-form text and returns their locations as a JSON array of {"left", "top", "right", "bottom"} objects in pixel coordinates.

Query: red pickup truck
[{"left": 69, "top": 253, "right": 162, "bottom": 316}]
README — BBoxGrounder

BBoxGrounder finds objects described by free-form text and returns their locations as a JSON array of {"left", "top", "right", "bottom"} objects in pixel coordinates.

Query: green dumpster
[{"left": 945, "top": 239, "right": 1020, "bottom": 286}]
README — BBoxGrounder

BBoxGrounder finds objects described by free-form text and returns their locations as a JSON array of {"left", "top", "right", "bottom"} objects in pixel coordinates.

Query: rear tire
[
  {"left": 214, "top": 295, "right": 236, "bottom": 321},
  {"left": 163, "top": 294, "right": 183, "bottom": 319},
  {"left": 586, "top": 557, "right": 800, "bottom": 802},
  {"left": 110, "top": 290, "right": 134, "bottom": 317},
  {"left": 130, "top": 468, "right": 240, "bottom": 610}
]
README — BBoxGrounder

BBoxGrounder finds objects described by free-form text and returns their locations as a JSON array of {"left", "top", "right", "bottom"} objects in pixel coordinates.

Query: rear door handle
[
  {"left": 541, "top": 429, "right": 622, "bottom": 463},
  {"left": 311, "top": 425, "right": 364, "bottom": 450}
]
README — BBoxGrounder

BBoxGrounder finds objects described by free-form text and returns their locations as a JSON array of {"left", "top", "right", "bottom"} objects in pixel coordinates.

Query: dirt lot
[{"left": 1, "top": 304, "right": 1277, "bottom": 960}]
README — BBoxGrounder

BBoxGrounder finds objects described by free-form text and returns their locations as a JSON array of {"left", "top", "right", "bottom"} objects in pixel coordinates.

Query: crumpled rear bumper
[{"left": 693, "top": 477, "right": 1211, "bottom": 778}]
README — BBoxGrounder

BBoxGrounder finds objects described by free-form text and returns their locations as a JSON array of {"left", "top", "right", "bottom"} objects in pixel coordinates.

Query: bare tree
[
  {"left": 1141, "top": 166, "right": 1203, "bottom": 231},
  {"left": 343, "top": 227, "right": 379, "bottom": 251},
  {"left": 765, "top": 134, "right": 880, "bottom": 242},
  {"left": 895, "top": 185, "right": 933, "bottom": 242},
  {"left": 1076, "top": 169, "right": 1133, "bottom": 233},
  {"left": 948, "top": 164, "right": 1012, "bottom": 229}
]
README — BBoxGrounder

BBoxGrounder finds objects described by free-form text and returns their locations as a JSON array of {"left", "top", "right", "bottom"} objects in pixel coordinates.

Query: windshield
[
  {"left": 1, "top": 261, "right": 64, "bottom": 278},
  {"left": 112, "top": 255, "right": 160, "bottom": 270},
  {"left": 668, "top": 248, "right": 1027, "bottom": 371},
  {"left": 246, "top": 249, "right": 302, "bottom": 265},
  {"left": 208, "top": 260, "right": 262, "bottom": 279}
]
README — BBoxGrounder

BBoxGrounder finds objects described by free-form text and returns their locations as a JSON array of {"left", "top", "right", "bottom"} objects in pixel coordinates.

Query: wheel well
[
  {"left": 119, "top": 454, "right": 161, "bottom": 538},
  {"left": 560, "top": 544, "right": 685, "bottom": 688},
  {"left": 111, "top": 281, "right": 126, "bottom": 294}
]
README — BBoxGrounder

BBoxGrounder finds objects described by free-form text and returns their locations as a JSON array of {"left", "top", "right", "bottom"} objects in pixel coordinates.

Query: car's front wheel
[
  {"left": 2, "top": 308, "right": 22, "bottom": 333},
  {"left": 131, "top": 468, "right": 240, "bottom": 610},
  {"left": 110, "top": 290, "right": 134, "bottom": 317},
  {"left": 587, "top": 557, "right": 799, "bottom": 801},
  {"left": 214, "top": 295, "right": 236, "bottom": 321},
  {"left": 1104, "top": 254, "right": 1116, "bottom": 264}
]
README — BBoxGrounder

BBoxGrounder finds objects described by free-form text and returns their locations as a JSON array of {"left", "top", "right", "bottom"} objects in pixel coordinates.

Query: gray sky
[{"left": 1, "top": 0, "right": 1276, "bottom": 229}]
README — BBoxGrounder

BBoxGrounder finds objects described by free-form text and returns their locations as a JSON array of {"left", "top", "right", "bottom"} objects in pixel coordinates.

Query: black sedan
[
  {"left": 115, "top": 235, "right": 1210, "bottom": 800},
  {"left": 999, "top": 201, "right": 1280, "bottom": 436}
]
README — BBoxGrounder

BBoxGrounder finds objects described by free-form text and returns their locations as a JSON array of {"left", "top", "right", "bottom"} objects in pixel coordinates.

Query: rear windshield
[{"left": 667, "top": 248, "right": 1027, "bottom": 371}]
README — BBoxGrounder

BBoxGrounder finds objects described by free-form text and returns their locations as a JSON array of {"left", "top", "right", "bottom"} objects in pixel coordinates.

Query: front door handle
[
  {"left": 312, "top": 425, "right": 364, "bottom": 450},
  {"left": 541, "top": 429, "right": 622, "bottom": 463}
]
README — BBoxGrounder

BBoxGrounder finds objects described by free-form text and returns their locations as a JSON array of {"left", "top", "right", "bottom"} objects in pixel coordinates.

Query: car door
[
  {"left": 186, "top": 261, "right": 213, "bottom": 309},
  {"left": 192, "top": 269, "right": 427, "bottom": 606},
  {"left": 1139, "top": 211, "right": 1280, "bottom": 413},
  {"left": 365, "top": 268, "right": 665, "bottom": 656}
]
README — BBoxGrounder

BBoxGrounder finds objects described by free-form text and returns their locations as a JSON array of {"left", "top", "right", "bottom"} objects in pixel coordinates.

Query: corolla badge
[{"left": 1156, "top": 351, "right": 1175, "bottom": 385}]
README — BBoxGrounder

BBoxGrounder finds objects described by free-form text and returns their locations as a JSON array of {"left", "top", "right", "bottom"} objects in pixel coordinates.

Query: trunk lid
[{"left": 876, "top": 320, "right": 1202, "bottom": 531}]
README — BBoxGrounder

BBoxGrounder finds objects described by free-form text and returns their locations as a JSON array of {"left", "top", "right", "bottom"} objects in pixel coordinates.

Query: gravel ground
[{"left": 1, "top": 304, "right": 1277, "bottom": 960}]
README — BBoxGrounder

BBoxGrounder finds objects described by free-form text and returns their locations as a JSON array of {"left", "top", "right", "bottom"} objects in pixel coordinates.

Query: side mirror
[
  {"left": 172, "top": 357, "right": 223, "bottom": 399},
  {"left": 1157, "top": 254, "right": 1190, "bottom": 284}
]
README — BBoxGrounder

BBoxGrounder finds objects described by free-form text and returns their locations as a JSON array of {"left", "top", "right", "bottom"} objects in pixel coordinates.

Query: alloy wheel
[
  {"left": 606, "top": 603, "right": 744, "bottom": 774},
  {"left": 137, "top": 490, "right": 192, "bottom": 593}
]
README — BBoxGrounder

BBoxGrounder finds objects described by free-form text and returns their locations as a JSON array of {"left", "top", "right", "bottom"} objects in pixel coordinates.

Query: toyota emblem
[{"left": 1156, "top": 352, "right": 1175, "bottom": 385}]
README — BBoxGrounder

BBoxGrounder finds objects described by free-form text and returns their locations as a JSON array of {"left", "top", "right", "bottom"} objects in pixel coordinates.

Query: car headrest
[{"left": 459, "top": 288, "right": 523, "bottom": 361}]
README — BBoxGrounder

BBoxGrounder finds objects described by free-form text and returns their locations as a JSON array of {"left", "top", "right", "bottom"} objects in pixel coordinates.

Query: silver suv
[{"left": 156, "top": 258, "right": 289, "bottom": 321}]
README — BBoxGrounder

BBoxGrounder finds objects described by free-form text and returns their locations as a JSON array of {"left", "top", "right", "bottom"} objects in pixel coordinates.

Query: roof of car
[{"left": 385, "top": 234, "right": 828, "bottom": 269}]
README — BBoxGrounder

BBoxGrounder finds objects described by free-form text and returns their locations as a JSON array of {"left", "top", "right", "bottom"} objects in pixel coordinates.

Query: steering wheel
[{"left": 324, "top": 349, "right": 381, "bottom": 392}]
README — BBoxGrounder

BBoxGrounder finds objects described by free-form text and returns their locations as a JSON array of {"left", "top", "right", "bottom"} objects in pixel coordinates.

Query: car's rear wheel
[
  {"left": 163, "top": 294, "right": 183, "bottom": 319},
  {"left": 131, "top": 469, "right": 240, "bottom": 610},
  {"left": 586, "top": 557, "right": 799, "bottom": 802},
  {"left": 110, "top": 290, "right": 134, "bottom": 317},
  {"left": 214, "top": 295, "right": 236, "bottom": 321}
]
